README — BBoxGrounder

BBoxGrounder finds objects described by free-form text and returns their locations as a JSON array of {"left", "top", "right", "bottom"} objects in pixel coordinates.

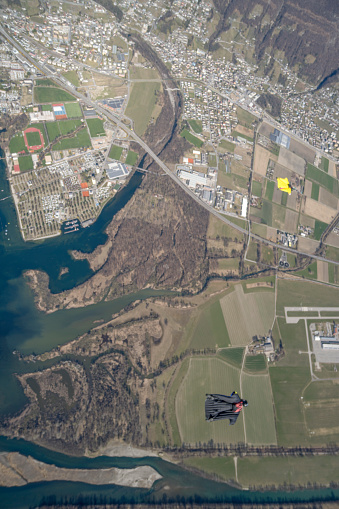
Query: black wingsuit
[{"left": 205, "top": 393, "right": 242, "bottom": 425}]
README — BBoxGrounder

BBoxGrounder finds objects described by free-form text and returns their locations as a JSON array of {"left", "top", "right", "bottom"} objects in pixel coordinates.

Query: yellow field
[
  {"left": 242, "top": 373, "right": 277, "bottom": 445},
  {"left": 176, "top": 357, "right": 244, "bottom": 445},
  {"left": 219, "top": 284, "right": 275, "bottom": 345}
]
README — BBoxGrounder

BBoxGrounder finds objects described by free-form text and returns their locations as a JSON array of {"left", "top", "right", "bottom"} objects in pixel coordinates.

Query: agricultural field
[
  {"left": 86, "top": 118, "right": 105, "bottom": 137},
  {"left": 180, "top": 129, "right": 203, "bottom": 148},
  {"left": 125, "top": 82, "right": 160, "bottom": 135},
  {"left": 231, "top": 130, "right": 253, "bottom": 143},
  {"left": 182, "top": 456, "right": 235, "bottom": 482},
  {"left": 176, "top": 357, "right": 244, "bottom": 445},
  {"left": 219, "top": 284, "right": 275, "bottom": 346},
  {"left": 189, "top": 300, "right": 230, "bottom": 350},
  {"left": 217, "top": 347, "right": 244, "bottom": 369},
  {"left": 244, "top": 355, "right": 267, "bottom": 373},
  {"left": 109, "top": 144, "right": 123, "bottom": 160},
  {"left": 125, "top": 150, "right": 138, "bottom": 166},
  {"left": 242, "top": 373, "right": 277, "bottom": 445},
  {"left": 306, "top": 163, "right": 339, "bottom": 195},
  {"left": 252, "top": 180, "right": 262, "bottom": 197},
  {"left": 65, "top": 102, "right": 82, "bottom": 118},
  {"left": 34, "top": 87, "right": 75, "bottom": 103},
  {"left": 218, "top": 139, "right": 235, "bottom": 152},
  {"left": 236, "top": 107, "right": 256, "bottom": 128}
]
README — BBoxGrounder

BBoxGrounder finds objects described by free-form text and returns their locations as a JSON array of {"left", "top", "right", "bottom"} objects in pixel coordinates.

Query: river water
[{"left": 0, "top": 153, "right": 339, "bottom": 507}]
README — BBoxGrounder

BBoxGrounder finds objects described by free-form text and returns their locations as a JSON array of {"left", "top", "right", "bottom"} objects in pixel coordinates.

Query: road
[{"left": 2, "top": 24, "right": 339, "bottom": 266}]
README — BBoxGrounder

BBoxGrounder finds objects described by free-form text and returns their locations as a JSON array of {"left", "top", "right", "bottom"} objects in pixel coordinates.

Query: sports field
[
  {"left": 189, "top": 300, "right": 230, "bottom": 350},
  {"left": 125, "top": 82, "right": 160, "bottom": 135},
  {"left": 9, "top": 134, "right": 27, "bottom": 154},
  {"left": 65, "top": 102, "right": 82, "bottom": 118},
  {"left": 219, "top": 284, "right": 275, "bottom": 345},
  {"left": 176, "top": 357, "right": 244, "bottom": 445},
  {"left": 242, "top": 373, "right": 277, "bottom": 445},
  {"left": 34, "top": 87, "right": 75, "bottom": 103},
  {"left": 52, "top": 128, "right": 91, "bottom": 150},
  {"left": 86, "top": 118, "right": 105, "bottom": 137},
  {"left": 18, "top": 155, "right": 33, "bottom": 172},
  {"left": 46, "top": 122, "right": 60, "bottom": 142},
  {"left": 125, "top": 150, "right": 138, "bottom": 165},
  {"left": 59, "top": 119, "right": 82, "bottom": 135},
  {"left": 26, "top": 131, "right": 42, "bottom": 147},
  {"left": 109, "top": 144, "right": 123, "bottom": 160}
]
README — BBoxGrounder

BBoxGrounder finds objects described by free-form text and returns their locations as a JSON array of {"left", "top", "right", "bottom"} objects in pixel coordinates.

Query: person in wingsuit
[{"left": 205, "top": 391, "right": 248, "bottom": 425}]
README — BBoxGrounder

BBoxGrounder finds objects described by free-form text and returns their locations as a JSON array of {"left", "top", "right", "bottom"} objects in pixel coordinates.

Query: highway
[{"left": 1, "top": 24, "right": 339, "bottom": 267}]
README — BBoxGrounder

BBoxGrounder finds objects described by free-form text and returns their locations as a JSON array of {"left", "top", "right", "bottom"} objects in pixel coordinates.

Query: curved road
[{"left": 2, "top": 25, "right": 339, "bottom": 267}]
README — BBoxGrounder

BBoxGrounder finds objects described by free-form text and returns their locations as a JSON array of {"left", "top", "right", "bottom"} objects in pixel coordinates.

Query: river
[{"left": 0, "top": 153, "right": 339, "bottom": 507}]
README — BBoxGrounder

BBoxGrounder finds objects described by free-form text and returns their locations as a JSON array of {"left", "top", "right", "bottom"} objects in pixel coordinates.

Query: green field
[
  {"left": 251, "top": 199, "right": 273, "bottom": 226},
  {"left": 219, "top": 139, "right": 235, "bottom": 152},
  {"left": 34, "top": 87, "right": 75, "bottom": 103},
  {"left": 182, "top": 456, "right": 235, "bottom": 482},
  {"left": 311, "top": 182, "right": 319, "bottom": 201},
  {"left": 180, "top": 129, "right": 203, "bottom": 148},
  {"left": 220, "top": 285, "right": 275, "bottom": 346},
  {"left": 313, "top": 219, "right": 328, "bottom": 241},
  {"left": 125, "top": 82, "right": 160, "bottom": 135},
  {"left": 52, "top": 128, "right": 91, "bottom": 150},
  {"left": 306, "top": 163, "right": 338, "bottom": 195},
  {"left": 18, "top": 155, "right": 33, "bottom": 172},
  {"left": 280, "top": 191, "right": 287, "bottom": 206},
  {"left": 319, "top": 156, "right": 329, "bottom": 173},
  {"left": 265, "top": 180, "right": 275, "bottom": 201},
  {"left": 62, "top": 70, "right": 80, "bottom": 87},
  {"left": 236, "top": 107, "right": 256, "bottom": 128},
  {"left": 25, "top": 131, "right": 42, "bottom": 147},
  {"left": 326, "top": 245, "right": 339, "bottom": 263},
  {"left": 276, "top": 279, "right": 339, "bottom": 316},
  {"left": 86, "top": 118, "right": 105, "bottom": 137},
  {"left": 242, "top": 373, "right": 277, "bottom": 445},
  {"left": 109, "top": 144, "right": 123, "bottom": 160},
  {"left": 59, "top": 119, "right": 82, "bottom": 135},
  {"left": 304, "top": 380, "right": 339, "bottom": 401},
  {"left": 217, "top": 347, "right": 244, "bottom": 369},
  {"left": 238, "top": 456, "right": 339, "bottom": 487},
  {"left": 246, "top": 240, "right": 258, "bottom": 261},
  {"left": 41, "top": 104, "right": 52, "bottom": 111},
  {"left": 274, "top": 318, "right": 308, "bottom": 367},
  {"left": 28, "top": 123, "right": 48, "bottom": 145},
  {"left": 176, "top": 357, "right": 244, "bottom": 445},
  {"left": 190, "top": 300, "right": 230, "bottom": 350},
  {"left": 125, "top": 150, "right": 138, "bottom": 166},
  {"left": 231, "top": 130, "right": 254, "bottom": 143},
  {"left": 269, "top": 366, "right": 311, "bottom": 445},
  {"left": 46, "top": 122, "right": 60, "bottom": 142},
  {"left": 244, "top": 355, "right": 267, "bottom": 373},
  {"left": 252, "top": 180, "right": 262, "bottom": 197},
  {"left": 9, "top": 134, "right": 27, "bottom": 154},
  {"left": 295, "top": 261, "right": 318, "bottom": 280},
  {"left": 35, "top": 78, "right": 55, "bottom": 87},
  {"left": 188, "top": 119, "right": 202, "bottom": 134},
  {"left": 65, "top": 102, "right": 82, "bottom": 118}
]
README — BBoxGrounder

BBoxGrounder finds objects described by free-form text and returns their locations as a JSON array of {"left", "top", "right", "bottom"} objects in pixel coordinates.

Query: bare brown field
[
  {"left": 304, "top": 180, "right": 312, "bottom": 198},
  {"left": 220, "top": 284, "right": 274, "bottom": 346},
  {"left": 328, "top": 159, "right": 336, "bottom": 178},
  {"left": 303, "top": 198, "right": 336, "bottom": 223},
  {"left": 289, "top": 138, "right": 315, "bottom": 163},
  {"left": 253, "top": 144, "right": 274, "bottom": 176},
  {"left": 274, "top": 162, "right": 294, "bottom": 180},
  {"left": 266, "top": 226, "right": 278, "bottom": 241},
  {"left": 317, "top": 261, "right": 329, "bottom": 283},
  {"left": 235, "top": 124, "right": 254, "bottom": 138},
  {"left": 319, "top": 187, "right": 338, "bottom": 210},
  {"left": 284, "top": 209, "right": 298, "bottom": 233},
  {"left": 326, "top": 232, "right": 339, "bottom": 248},
  {"left": 234, "top": 146, "right": 252, "bottom": 167},
  {"left": 298, "top": 236, "right": 319, "bottom": 254},
  {"left": 258, "top": 122, "right": 273, "bottom": 138},
  {"left": 278, "top": 146, "right": 306, "bottom": 176},
  {"left": 286, "top": 192, "right": 298, "bottom": 211},
  {"left": 272, "top": 185, "right": 282, "bottom": 204},
  {"left": 299, "top": 214, "right": 315, "bottom": 229}
]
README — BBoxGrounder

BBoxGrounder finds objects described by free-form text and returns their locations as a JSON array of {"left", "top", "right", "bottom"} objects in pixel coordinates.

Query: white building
[{"left": 241, "top": 196, "right": 248, "bottom": 217}]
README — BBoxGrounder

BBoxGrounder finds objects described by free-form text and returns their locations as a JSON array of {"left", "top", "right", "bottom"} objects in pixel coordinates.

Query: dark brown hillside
[{"left": 210, "top": 0, "right": 339, "bottom": 86}]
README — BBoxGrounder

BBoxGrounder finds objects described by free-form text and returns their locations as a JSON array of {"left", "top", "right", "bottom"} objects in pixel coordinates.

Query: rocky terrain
[{"left": 210, "top": 0, "right": 339, "bottom": 86}]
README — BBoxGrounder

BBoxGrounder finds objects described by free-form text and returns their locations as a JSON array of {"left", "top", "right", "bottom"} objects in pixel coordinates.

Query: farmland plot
[
  {"left": 176, "top": 357, "right": 244, "bottom": 445},
  {"left": 220, "top": 284, "right": 275, "bottom": 346},
  {"left": 242, "top": 373, "right": 277, "bottom": 445}
]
